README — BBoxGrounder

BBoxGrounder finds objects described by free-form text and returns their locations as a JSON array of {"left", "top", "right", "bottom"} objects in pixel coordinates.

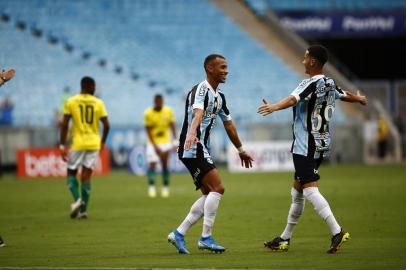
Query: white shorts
[
  {"left": 146, "top": 143, "right": 173, "bottom": 163},
  {"left": 67, "top": 150, "right": 99, "bottom": 170}
]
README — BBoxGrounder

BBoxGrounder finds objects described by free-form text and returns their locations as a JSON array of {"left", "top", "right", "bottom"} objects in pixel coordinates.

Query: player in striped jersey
[
  {"left": 258, "top": 45, "right": 367, "bottom": 253},
  {"left": 168, "top": 54, "right": 254, "bottom": 254}
]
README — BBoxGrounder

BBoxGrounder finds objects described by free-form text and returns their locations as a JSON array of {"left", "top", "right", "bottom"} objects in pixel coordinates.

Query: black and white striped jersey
[
  {"left": 178, "top": 80, "right": 232, "bottom": 159},
  {"left": 290, "top": 74, "right": 346, "bottom": 158}
]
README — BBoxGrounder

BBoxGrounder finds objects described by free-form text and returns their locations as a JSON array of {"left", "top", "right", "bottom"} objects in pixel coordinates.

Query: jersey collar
[
  {"left": 310, "top": 74, "right": 325, "bottom": 80},
  {"left": 204, "top": 80, "right": 219, "bottom": 97}
]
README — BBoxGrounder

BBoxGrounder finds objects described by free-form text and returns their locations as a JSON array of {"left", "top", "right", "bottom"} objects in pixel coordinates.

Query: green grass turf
[{"left": 0, "top": 164, "right": 405, "bottom": 269}]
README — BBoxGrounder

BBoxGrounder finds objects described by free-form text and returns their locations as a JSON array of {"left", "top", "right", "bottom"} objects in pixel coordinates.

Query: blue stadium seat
[{"left": 1, "top": 0, "right": 302, "bottom": 126}]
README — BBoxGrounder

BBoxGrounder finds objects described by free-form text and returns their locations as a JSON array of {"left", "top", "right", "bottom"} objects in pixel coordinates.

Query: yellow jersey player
[
  {"left": 60, "top": 77, "right": 110, "bottom": 219},
  {"left": 144, "top": 94, "right": 177, "bottom": 198}
]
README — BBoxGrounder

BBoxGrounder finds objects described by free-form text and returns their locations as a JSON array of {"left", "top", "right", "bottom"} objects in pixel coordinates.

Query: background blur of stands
[{"left": 1, "top": 0, "right": 405, "bottom": 174}]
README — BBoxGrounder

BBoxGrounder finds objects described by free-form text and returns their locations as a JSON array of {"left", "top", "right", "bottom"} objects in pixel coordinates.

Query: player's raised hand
[
  {"left": 356, "top": 90, "right": 368, "bottom": 106},
  {"left": 184, "top": 132, "right": 199, "bottom": 150},
  {"left": 239, "top": 151, "right": 254, "bottom": 168},
  {"left": 257, "top": 98, "right": 274, "bottom": 116}
]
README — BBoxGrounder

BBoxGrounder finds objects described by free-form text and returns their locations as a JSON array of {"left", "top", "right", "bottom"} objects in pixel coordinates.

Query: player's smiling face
[
  {"left": 302, "top": 50, "right": 314, "bottom": 75},
  {"left": 212, "top": 57, "right": 228, "bottom": 83}
]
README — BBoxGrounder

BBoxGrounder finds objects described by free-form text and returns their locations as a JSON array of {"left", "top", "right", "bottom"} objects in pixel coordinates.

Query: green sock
[
  {"left": 147, "top": 169, "right": 156, "bottom": 186},
  {"left": 67, "top": 175, "right": 80, "bottom": 201},
  {"left": 162, "top": 170, "right": 170, "bottom": 187},
  {"left": 80, "top": 182, "right": 91, "bottom": 213}
]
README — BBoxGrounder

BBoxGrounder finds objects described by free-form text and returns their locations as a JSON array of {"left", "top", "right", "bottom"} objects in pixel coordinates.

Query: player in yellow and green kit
[
  {"left": 144, "top": 94, "right": 177, "bottom": 198},
  {"left": 59, "top": 77, "right": 110, "bottom": 219}
]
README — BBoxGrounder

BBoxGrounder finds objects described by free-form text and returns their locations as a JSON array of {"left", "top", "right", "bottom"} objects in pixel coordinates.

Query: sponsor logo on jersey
[
  {"left": 313, "top": 132, "right": 331, "bottom": 140},
  {"left": 204, "top": 111, "right": 217, "bottom": 118},
  {"left": 298, "top": 79, "right": 309, "bottom": 88}
]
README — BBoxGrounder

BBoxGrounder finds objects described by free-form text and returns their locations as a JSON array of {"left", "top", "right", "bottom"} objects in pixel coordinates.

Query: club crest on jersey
[{"left": 317, "top": 85, "right": 332, "bottom": 96}]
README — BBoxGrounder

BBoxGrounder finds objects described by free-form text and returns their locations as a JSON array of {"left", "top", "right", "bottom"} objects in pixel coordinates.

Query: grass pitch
[{"left": 0, "top": 164, "right": 405, "bottom": 269}]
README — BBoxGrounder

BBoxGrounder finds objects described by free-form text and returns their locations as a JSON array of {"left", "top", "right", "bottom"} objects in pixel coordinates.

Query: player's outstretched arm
[
  {"left": 223, "top": 120, "right": 253, "bottom": 168},
  {"left": 341, "top": 90, "right": 368, "bottom": 105},
  {"left": 257, "top": 96, "right": 297, "bottom": 116},
  {"left": 184, "top": 108, "right": 203, "bottom": 150},
  {"left": 59, "top": 115, "right": 71, "bottom": 162}
]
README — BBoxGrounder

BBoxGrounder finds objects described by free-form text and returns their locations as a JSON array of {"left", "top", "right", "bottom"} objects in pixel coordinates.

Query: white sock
[
  {"left": 177, "top": 195, "right": 207, "bottom": 235},
  {"left": 280, "top": 188, "right": 305, "bottom": 240},
  {"left": 202, "top": 192, "right": 222, "bottom": 238},
  {"left": 303, "top": 187, "right": 341, "bottom": 235}
]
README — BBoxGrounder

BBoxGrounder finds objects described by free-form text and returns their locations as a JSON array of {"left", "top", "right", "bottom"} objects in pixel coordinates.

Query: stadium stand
[{"left": 0, "top": 0, "right": 302, "bottom": 127}]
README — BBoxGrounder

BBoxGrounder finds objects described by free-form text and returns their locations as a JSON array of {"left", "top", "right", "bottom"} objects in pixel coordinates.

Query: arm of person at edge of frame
[
  {"left": 0, "top": 69, "right": 16, "bottom": 87},
  {"left": 257, "top": 95, "right": 297, "bottom": 116},
  {"left": 223, "top": 120, "right": 254, "bottom": 168},
  {"left": 184, "top": 108, "right": 203, "bottom": 150}
]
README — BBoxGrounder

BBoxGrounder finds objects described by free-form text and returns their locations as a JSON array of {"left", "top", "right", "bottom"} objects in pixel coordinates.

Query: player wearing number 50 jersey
[
  {"left": 60, "top": 77, "right": 110, "bottom": 219},
  {"left": 258, "top": 45, "right": 367, "bottom": 254}
]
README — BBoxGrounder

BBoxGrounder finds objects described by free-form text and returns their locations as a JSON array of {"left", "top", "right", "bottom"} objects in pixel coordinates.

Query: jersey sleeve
[
  {"left": 63, "top": 98, "right": 72, "bottom": 115},
  {"left": 290, "top": 79, "right": 314, "bottom": 102},
  {"left": 98, "top": 100, "right": 108, "bottom": 118},
  {"left": 168, "top": 107, "right": 175, "bottom": 123},
  {"left": 334, "top": 85, "right": 347, "bottom": 100},
  {"left": 191, "top": 83, "right": 207, "bottom": 110},
  {"left": 218, "top": 93, "right": 232, "bottom": 122},
  {"left": 144, "top": 109, "right": 153, "bottom": 127}
]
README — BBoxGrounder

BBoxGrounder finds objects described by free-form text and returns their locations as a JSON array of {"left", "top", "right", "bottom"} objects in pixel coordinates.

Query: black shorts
[
  {"left": 293, "top": 154, "right": 323, "bottom": 185},
  {"left": 180, "top": 156, "right": 216, "bottom": 190}
]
